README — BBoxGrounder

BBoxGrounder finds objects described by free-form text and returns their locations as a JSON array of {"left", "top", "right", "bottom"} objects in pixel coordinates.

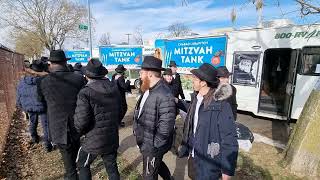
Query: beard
[{"left": 140, "top": 76, "right": 150, "bottom": 93}]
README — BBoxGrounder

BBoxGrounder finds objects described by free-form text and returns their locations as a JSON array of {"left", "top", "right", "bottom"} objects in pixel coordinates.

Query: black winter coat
[
  {"left": 172, "top": 73, "right": 185, "bottom": 99},
  {"left": 133, "top": 80, "right": 176, "bottom": 155},
  {"left": 112, "top": 74, "right": 131, "bottom": 120},
  {"left": 39, "top": 66, "right": 85, "bottom": 145},
  {"left": 74, "top": 79, "right": 121, "bottom": 155},
  {"left": 179, "top": 83, "right": 238, "bottom": 178}
]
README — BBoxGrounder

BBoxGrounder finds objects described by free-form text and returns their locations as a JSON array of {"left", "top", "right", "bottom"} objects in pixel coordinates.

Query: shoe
[
  {"left": 31, "top": 135, "right": 40, "bottom": 144},
  {"left": 120, "top": 122, "right": 125, "bottom": 127},
  {"left": 45, "top": 144, "right": 53, "bottom": 153}
]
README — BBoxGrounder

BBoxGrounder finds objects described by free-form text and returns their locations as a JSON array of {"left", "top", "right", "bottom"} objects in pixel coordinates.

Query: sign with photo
[{"left": 232, "top": 52, "right": 261, "bottom": 86}]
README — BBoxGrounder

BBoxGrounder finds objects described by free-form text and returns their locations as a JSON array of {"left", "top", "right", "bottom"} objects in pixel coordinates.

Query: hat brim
[
  {"left": 85, "top": 68, "right": 108, "bottom": 79},
  {"left": 115, "top": 68, "right": 127, "bottom": 73},
  {"left": 30, "top": 65, "right": 43, "bottom": 72},
  {"left": 48, "top": 57, "right": 71, "bottom": 62},
  {"left": 191, "top": 69, "right": 219, "bottom": 85},
  {"left": 217, "top": 72, "right": 233, "bottom": 78},
  {"left": 141, "top": 67, "right": 165, "bottom": 71}
]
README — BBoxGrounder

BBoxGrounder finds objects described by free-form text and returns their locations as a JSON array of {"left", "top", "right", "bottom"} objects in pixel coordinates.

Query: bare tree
[
  {"left": 15, "top": 31, "right": 45, "bottom": 59},
  {"left": 99, "top": 32, "right": 111, "bottom": 45},
  {"left": 168, "top": 22, "right": 191, "bottom": 37},
  {"left": 0, "top": 0, "right": 88, "bottom": 51},
  {"left": 295, "top": 0, "right": 320, "bottom": 15},
  {"left": 133, "top": 26, "right": 143, "bottom": 45}
]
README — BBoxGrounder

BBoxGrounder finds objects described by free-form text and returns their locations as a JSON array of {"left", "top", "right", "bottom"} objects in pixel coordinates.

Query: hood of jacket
[{"left": 23, "top": 76, "right": 38, "bottom": 85}]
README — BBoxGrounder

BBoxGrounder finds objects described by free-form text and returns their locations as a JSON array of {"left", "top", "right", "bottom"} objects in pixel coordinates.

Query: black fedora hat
[
  {"left": 49, "top": 50, "right": 71, "bottom": 62},
  {"left": 163, "top": 68, "right": 173, "bottom": 76},
  {"left": 141, "top": 56, "right": 165, "bottom": 71},
  {"left": 30, "top": 60, "right": 44, "bottom": 72},
  {"left": 191, "top": 63, "right": 219, "bottom": 86},
  {"left": 217, "top": 66, "right": 232, "bottom": 78},
  {"left": 115, "top": 64, "right": 127, "bottom": 73},
  {"left": 168, "top": 61, "right": 177, "bottom": 67},
  {"left": 74, "top": 63, "right": 83, "bottom": 71},
  {"left": 85, "top": 58, "right": 108, "bottom": 79}
]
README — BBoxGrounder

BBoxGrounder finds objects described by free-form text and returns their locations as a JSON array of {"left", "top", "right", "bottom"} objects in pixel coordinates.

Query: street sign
[
  {"left": 65, "top": 50, "right": 90, "bottom": 64},
  {"left": 99, "top": 47, "right": 143, "bottom": 66},
  {"left": 79, "top": 24, "right": 88, "bottom": 30}
]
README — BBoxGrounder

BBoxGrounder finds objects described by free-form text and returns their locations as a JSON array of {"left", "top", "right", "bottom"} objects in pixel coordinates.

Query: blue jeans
[{"left": 28, "top": 112, "right": 50, "bottom": 147}]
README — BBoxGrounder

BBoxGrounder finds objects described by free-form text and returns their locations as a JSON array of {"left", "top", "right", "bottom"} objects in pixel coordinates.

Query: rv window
[{"left": 299, "top": 47, "right": 320, "bottom": 75}]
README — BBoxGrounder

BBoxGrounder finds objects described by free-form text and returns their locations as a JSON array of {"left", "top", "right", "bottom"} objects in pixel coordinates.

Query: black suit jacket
[{"left": 172, "top": 73, "right": 185, "bottom": 99}]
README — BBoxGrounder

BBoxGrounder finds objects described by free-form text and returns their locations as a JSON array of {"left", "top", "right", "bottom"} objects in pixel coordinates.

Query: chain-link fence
[{"left": 0, "top": 46, "right": 24, "bottom": 159}]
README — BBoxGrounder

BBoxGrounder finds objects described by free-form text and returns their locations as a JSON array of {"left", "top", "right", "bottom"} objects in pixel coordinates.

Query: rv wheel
[{"left": 134, "top": 79, "right": 141, "bottom": 89}]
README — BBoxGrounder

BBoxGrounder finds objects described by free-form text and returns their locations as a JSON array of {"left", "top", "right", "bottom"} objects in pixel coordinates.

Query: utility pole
[
  {"left": 125, "top": 33, "right": 132, "bottom": 45},
  {"left": 87, "top": 0, "right": 93, "bottom": 57}
]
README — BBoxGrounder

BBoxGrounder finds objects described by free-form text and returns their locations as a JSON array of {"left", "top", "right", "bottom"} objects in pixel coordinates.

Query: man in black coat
[
  {"left": 217, "top": 66, "right": 238, "bottom": 120},
  {"left": 74, "top": 58, "right": 121, "bottom": 180},
  {"left": 162, "top": 68, "right": 179, "bottom": 97},
  {"left": 169, "top": 61, "right": 185, "bottom": 99},
  {"left": 39, "top": 50, "right": 86, "bottom": 180},
  {"left": 112, "top": 64, "right": 131, "bottom": 127},
  {"left": 133, "top": 56, "right": 176, "bottom": 180},
  {"left": 178, "top": 63, "right": 238, "bottom": 180}
]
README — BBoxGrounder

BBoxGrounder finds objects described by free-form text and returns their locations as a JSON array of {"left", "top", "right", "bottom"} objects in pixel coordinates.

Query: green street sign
[{"left": 79, "top": 24, "right": 88, "bottom": 30}]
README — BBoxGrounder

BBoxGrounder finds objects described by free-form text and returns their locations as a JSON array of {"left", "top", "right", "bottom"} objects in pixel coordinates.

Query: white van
[{"left": 157, "top": 23, "right": 320, "bottom": 121}]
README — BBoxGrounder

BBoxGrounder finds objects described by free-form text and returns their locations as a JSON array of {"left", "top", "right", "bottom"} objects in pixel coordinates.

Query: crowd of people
[{"left": 16, "top": 49, "right": 239, "bottom": 180}]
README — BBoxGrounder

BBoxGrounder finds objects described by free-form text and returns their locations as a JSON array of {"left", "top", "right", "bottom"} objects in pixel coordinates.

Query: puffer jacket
[
  {"left": 16, "top": 76, "right": 46, "bottom": 113},
  {"left": 179, "top": 83, "right": 239, "bottom": 179},
  {"left": 133, "top": 80, "right": 176, "bottom": 155},
  {"left": 74, "top": 79, "right": 121, "bottom": 155}
]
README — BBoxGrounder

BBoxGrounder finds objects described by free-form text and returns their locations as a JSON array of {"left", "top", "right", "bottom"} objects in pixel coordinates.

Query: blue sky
[
  {"left": 0, "top": 0, "right": 318, "bottom": 49},
  {"left": 80, "top": 0, "right": 318, "bottom": 46}
]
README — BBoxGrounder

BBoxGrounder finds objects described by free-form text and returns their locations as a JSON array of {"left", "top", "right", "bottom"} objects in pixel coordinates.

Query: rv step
[
  {"left": 259, "top": 102, "right": 284, "bottom": 114},
  {"left": 260, "top": 96, "right": 284, "bottom": 105}
]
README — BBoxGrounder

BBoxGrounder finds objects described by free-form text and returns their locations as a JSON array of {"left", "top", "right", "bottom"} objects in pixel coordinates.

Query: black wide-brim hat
[
  {"left": 191, "top": 63, "right": 219, "bottom": 86},
  {"left": 141, "top": 56, "right": 165, "bottom": 71},
  {"left": 168, "top": 61, "right": 177, "bottom": 67},
  {"left": 115, "top": 64, "right": 127, "bottom": 73},
  {"left": 163, "top": 68, "right": 173, "bottom": 76},
  {"left": 49, "top": 50, "right": 71, "bottom": 62},
  {"left": 74, "top": 63, "right": 83, "bottom": 71},
  {"left": 85, "top": 58, "right": 108, "bottom": 78},
  {"left": 30, "top": 59, "right": 44, "bottom": 72},
  {"left": 217, "top": 66, "right": 232, "bottom": 77}
]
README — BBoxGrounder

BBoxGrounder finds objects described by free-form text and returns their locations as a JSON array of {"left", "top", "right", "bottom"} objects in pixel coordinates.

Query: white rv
[
  {"left": 157, "top": 23, "right": 320, "bottom": 120},
  {"left": 226, "top": 24, "right": 319, "bottom": 120}
]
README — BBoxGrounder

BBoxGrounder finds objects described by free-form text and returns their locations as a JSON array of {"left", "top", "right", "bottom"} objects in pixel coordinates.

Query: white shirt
[
  {"left": 138, "top": 90, "right": 150, "bottom": 118},
  {"left": 173, "top": 74, "right": 176, "bottom": 79},
  {"left": 192, "top": 93, "right": 204, "bottom": 157}
]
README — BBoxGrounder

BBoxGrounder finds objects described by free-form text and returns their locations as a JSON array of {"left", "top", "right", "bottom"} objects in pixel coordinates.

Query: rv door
[{"left": 284, "top": 49, "right": 300, "bottom": 121}]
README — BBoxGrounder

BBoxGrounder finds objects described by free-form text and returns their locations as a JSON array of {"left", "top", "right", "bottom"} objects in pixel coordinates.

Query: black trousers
[
  {"left": 76, "top": 147, "right": 120, "bottom": 180},
  {"left": 142, "top": 152, "right": 171, "bottom": 180},
  {"left": 57, "top": 138, "right": 80, "bottom": 180}
]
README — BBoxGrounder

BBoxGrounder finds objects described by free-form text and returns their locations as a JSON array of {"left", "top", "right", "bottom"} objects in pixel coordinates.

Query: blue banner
[
  {"left": 160, "top": 36, "right": 227, "bottom": 68},
  {"left": 65, "top": 50, "right": 90, "bottom": 63},
  {"left": 99, "top": 47, "right": 143, "bottom": 65}
]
